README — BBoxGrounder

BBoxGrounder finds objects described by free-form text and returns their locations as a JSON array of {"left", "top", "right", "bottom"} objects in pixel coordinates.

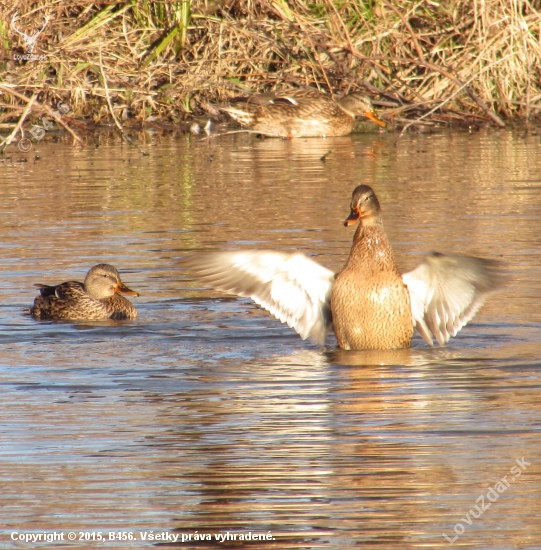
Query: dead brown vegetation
[{"left": 1, "top": 0, "right": 541, "bottom": 142}]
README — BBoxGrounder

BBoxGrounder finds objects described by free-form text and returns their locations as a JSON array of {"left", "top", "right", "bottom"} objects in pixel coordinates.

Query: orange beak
[
  {"left": 364, "top": 109, "right": 387, "bottom": 128},
  {"left": 344, "top": 207, "right": 361, "bottom": 227},
  {"left": 115, "top": 281, "right": 139, "bottom": 297}
]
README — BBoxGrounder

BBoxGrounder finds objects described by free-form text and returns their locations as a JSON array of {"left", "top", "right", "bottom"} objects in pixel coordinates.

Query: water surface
[{"left": 0, "top": 128, "right": 540, "bottom": 549}]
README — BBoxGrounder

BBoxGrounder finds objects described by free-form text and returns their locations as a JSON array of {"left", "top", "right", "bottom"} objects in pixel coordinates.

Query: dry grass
[{"left": 1, "top": 0, "right": 540, "bottom": 138}]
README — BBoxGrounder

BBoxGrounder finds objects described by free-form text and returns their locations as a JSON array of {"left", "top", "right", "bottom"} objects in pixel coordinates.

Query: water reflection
[{"left": 0, "top": 129, "right": 539, "bottom": 548}]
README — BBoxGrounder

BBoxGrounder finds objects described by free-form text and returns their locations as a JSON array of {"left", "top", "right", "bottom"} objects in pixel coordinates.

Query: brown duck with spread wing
[
  {"left": 185, "top": 185, "right": 505, "bottom": 350},
  {"left": 31, "top": 263, "right": 139, "bottom": 321}
]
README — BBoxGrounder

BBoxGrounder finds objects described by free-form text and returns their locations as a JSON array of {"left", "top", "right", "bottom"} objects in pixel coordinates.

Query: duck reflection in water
[{"left": 185, "top": 185, "right": 505, "bottom": 351}]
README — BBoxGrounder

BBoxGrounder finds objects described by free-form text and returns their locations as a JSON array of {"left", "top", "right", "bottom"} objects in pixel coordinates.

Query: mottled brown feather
[
  {"left": 30, "top": 264, "right": 138, "bottom": 321},
  {"left": 332, "top": 225, "right": 413, "bottom": 350},
  {"left": 184, "top": 185, "right": 504, "bottom": 350},
  {"left": 221, "top": 89, "right": 387, "bottom": 138}
]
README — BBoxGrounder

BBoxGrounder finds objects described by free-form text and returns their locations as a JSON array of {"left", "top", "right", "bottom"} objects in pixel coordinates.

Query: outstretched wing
[
  {"left": 402, "top": 252, "right": 505, "bottom": 345},
  {"left": 184, "top": 250, "right": 335, "bottom": 346}
]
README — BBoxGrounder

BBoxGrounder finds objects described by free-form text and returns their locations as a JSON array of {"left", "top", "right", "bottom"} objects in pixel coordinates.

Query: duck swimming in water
[
  {"left": 31, "top": 263, "right": 139, "bottom": 321},
  {"left": 220, "top": 89, "right": 387, "bottom": 138},
  {"left": 185, "top": 185, "right": 504, "bottom": 350}
]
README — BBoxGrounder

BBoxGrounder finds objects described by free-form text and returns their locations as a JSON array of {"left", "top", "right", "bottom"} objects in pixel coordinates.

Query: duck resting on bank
[
  {"left": 31, "top": 263, "right": 139, "bottom": 321},
  {"left": 185, "top": 185, "right": 504, "bottom": 350},
  {"left": 220, "top": 89, "right": 387, "bottom": 138}
]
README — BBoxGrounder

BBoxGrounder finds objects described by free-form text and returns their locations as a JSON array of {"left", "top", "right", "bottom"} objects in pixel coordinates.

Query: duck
[
  {"left": 220, "top": 88, "right": 387, "bottom": 138},
  {"left": 30, "top": 263, "right": 139, "bottom": 321},
  {"left": 184, "top": 185, "right": 504, "bottom": 350}
]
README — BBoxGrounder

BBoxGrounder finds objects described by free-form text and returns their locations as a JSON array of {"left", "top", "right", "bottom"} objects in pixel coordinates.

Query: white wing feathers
[
  {"left": 185, "top": 251, "right": 335, "bottom": 346},
  {"left": 403, "top": 253, "right": 504, "bottom": 346}
]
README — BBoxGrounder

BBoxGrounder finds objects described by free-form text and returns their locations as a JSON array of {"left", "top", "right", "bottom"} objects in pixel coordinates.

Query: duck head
[
  {"left": 338, "top": 93, "right": 387, "bottom": 128},
  {"left": 84, "top": 264, "right": 139, "bottom": 299},
  {"left": 344, "top": 185, "right": 382, "bottom": 227}
]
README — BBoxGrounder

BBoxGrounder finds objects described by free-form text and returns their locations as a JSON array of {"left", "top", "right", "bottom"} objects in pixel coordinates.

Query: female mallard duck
[
  {"left": 185, "top": 185, "right": 504, "bottom": 350},
  {"left": 31, "top": 263, "right": 139, "bottom": 321},
  {"left": 220, "top": 89, "right": 387, "bottom": 138}
]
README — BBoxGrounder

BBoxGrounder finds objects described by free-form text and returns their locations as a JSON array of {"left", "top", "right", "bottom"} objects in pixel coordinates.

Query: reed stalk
[{"left": 0, "top": 0, "right": 539, "bottom": 132}]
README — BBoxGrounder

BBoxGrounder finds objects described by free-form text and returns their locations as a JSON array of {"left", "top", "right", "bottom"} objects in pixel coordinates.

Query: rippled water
[{"left": 0, "top": 128, "right": 540, "bottom": 549}]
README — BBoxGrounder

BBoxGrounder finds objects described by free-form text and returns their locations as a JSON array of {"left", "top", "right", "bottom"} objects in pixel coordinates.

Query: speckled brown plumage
[
  {"left": 30, "top": 264, "right": 138, "bottom": 321},
  {"left": 331, "top": 187, "right": 413, "bottom": 349},
  {"left": 184, "top": 185, "right": 504, "bottom": 350},
  {"left": 220, "top": 89, "right": 387, "bottom": 138}
]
